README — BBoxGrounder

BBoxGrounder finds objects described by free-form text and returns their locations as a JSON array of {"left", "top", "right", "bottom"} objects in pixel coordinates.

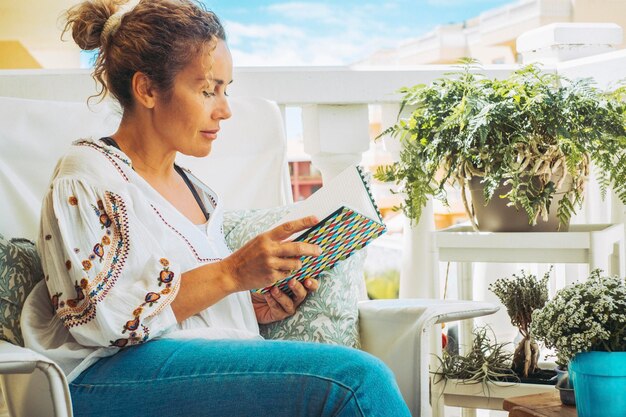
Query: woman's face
[{"left": 153, "top": 39, "right": 233, "bottom": 157}]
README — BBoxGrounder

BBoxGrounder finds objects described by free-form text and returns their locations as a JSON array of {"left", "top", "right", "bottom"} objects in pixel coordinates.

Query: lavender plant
[{"left": 531, "top": 270, "right": 626, "bottom": 364}]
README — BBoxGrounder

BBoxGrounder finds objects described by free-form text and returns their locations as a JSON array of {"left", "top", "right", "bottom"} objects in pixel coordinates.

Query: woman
[{"left": 21, "top": 0, "right": 411, "bottom": 415}]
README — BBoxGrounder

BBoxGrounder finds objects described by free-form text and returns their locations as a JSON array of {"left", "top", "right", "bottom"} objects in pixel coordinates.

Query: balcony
[
  {"left": 1, "top": 22, "right": 624, "bottom": 295},
  {"left": 1, "top": 22, "right": 625, "bottom": 416}
]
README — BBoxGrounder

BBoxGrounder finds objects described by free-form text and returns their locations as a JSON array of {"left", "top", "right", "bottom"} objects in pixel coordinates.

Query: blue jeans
[{"left": 69, "top": 339, "right": 411, "bottom": 417}]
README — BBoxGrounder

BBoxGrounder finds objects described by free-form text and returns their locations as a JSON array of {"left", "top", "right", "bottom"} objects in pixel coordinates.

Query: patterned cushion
[
  {"left": 0, "top": 234, "right": 45, "bottom": 346},
  {"left": 223, "top": 207, "right": 365, "bottom": 348}
]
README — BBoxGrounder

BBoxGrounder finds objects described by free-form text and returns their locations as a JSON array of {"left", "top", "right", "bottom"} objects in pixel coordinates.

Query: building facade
[{"left": 356, "top": 0, "right": 626, "bottom": 66}]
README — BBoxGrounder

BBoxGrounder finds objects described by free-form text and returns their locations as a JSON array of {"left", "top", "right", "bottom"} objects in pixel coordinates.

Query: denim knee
[{"left": 322, "top": 347, "right": 409, "bottom": 416}]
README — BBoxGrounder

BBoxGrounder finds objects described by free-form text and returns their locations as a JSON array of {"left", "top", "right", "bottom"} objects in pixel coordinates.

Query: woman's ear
[{"left": 131, "top": 72, "right": 157, "bottom": 109}]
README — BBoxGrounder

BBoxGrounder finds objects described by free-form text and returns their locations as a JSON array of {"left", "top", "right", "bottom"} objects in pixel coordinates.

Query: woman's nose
[{"left": 214, "top": 96, "right": 232, "bottom": 120}]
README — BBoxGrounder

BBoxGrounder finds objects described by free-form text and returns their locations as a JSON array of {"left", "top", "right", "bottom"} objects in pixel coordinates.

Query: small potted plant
[
  {"left": 375, "top": 60, "right": 626, "bottom": 231},
  {"left": 433, "top": 325, "right": 517, "bottom": 386},
  {"left": 532, "top": 270, "right": 626, "bottom": 416},
  {"left": 489, "top": 269, "right": 549, "bottom": 379}
]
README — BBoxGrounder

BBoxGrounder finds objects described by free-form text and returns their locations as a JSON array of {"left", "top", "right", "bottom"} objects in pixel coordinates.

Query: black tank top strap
[
  {"left": 100, "top": 136, "right": 119, "bottom": 148},
  {"left": 174, "top": 165, "right": 210, "bottom": 221}
]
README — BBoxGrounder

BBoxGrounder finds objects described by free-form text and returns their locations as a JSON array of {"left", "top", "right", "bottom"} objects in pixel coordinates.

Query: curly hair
[{"left": 64, "top": 0, "right": 226, "bottom": 108}]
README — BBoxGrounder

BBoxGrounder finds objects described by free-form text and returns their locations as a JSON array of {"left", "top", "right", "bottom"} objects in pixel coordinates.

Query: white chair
[{"left": 0, "top": 73, "right": 498, "bottom": 417}]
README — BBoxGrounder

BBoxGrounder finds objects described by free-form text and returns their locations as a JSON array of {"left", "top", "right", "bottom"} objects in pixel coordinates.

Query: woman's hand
[
  {"left": 221, "top": 215, "right": 322, "bottom": 293},
  {"left": 251, "top": 277, "right": 319, "bottom": 324}
]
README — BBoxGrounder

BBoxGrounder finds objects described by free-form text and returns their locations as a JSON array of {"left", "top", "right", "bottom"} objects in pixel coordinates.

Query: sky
[{"left": 203, "top": 0, "right": 515, "bottom": 66}]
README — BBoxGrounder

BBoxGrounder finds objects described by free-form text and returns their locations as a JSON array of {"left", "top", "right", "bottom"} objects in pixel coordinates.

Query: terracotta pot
[{"left": 468, "top": 176, "right": 571, "bottom": 232}]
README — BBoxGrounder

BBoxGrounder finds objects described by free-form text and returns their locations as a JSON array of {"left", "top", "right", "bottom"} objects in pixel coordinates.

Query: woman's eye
[{"left": 202, "top": 90, "right": 215, "bottom": 98}]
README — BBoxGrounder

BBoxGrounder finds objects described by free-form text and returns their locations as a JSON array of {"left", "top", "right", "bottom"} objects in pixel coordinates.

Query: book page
[{"left": 273, "top": 166, "right": 382, "bottom": 232}]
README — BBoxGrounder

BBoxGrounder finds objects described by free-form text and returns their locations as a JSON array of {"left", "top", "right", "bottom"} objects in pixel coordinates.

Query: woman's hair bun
[{"left": 64, "top": 0, "right": 118, "bottom": 51}]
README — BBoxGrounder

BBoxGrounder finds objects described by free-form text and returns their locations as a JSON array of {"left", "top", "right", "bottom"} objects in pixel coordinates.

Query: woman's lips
[{"left": 200, "top": 130, "right": 219, "bottom": 140}]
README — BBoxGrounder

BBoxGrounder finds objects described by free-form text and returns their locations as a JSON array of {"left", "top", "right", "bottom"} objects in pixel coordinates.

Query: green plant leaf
[{"left": 375, "top": 60, "right": 626, "bottom": 225}]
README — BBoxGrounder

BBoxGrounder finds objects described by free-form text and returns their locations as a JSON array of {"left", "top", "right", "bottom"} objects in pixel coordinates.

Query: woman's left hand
[{"left": 251, "top": 277, "right": 319, "bottom": 324}]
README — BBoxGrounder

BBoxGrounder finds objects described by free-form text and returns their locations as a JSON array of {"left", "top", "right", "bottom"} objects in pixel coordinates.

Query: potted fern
[{"left": 375, "top": 61, "right": 626, "bottom": 231}]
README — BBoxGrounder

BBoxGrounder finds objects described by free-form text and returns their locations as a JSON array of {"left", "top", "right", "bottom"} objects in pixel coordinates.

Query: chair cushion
[
  {"left": 0, "top": 234, "right": 45, "bottom": 346},
  {"left": 0, "top": 97, "right": 121, "bottom": 241},
  {"left": 223, "top": 207, "right": 364, "bottom": 348},
  {"left": 0, "top": 95, "right": 289, "bottom": 241}
]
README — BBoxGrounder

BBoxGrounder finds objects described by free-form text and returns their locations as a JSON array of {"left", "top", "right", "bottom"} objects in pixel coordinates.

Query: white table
[{"left": 430, "top": 223, "right": 624, "bottom": 415}]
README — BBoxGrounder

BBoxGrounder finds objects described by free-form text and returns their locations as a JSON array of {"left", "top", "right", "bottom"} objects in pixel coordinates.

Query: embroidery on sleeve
[
  {"left": 76, "top": 141, "right": 131, "bottom": 182},
  {"left": 57, "top": 192, "right": 130, "bottom": 328},
  {"left": 110, "top": 258, "right": 179, "bottom": 348},
  {"left": 51, "top": 292, "right": 62, "bottom": 311},
  {"left": 158, "top": 258, "right": 174, "bottom": 286},
  {"left": 65, "top": 279, "right": 87, "bottom": 308},
  {"left": 110, "top": 324, "right": 149, "bottom": 348}
]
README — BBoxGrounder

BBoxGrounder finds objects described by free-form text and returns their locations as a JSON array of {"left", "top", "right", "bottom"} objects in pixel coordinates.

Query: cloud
[
  {"left": 223, "top": 2, "right": 414, "bottom": 66},
  {"left": 230, "top": 33, "right": 346, "bottom": 67},
  {"left": 265, "top": 1, "right": 402, "bottom": 28},
  {"left": 224, "top": 20, "right": 306, "bottom": 46},
  {"left": 265, "top": 2, "right": 335, "bottom": 22},
  {"left": 230, "top": 29, "right": 407, "bottom": 66}
]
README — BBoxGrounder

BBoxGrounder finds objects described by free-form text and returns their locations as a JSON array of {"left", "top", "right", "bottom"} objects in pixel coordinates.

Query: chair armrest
[
  {"left": 0, "top": 340, "right": 50, "bottom": 373},
  {"left": 358, "top": 298, "right": 498, "bottom": 325},
  {"left": 358, "top": 299, "right": 498, "bottom": 417},
  {"left": 0, "top": 340, "right": 73, "bottom": 417}
]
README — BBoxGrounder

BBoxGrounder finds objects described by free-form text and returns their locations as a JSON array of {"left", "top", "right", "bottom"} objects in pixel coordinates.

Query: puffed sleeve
[{"left": 38, "top": 178, "right": 181, "bottom": 348}]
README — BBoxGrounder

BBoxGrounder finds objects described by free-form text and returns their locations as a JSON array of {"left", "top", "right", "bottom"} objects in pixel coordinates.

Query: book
[{"left": 252, "top": 165, "right": 386, "bottom": 295}]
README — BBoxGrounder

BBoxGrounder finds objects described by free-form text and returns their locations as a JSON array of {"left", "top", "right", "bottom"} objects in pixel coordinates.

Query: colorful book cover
[{"left": 252, "top": 165, "right": 387, "bottom": 295}]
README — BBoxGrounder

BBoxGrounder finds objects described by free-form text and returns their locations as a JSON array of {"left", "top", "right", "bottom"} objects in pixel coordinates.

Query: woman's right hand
[{"left": 222, "top": 216, "right": 322, "bottom": 292}]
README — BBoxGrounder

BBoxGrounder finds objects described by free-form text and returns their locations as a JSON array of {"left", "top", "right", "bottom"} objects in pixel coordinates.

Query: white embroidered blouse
[{"left": 21, "top": 139, "right": 260, "bottom": 382}]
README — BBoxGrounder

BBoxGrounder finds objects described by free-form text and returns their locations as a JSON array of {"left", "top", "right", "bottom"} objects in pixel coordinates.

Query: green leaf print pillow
[
  {"left": 0, "top": 235, "right": 45, "bottom": 346},
  {"left": 223, "top": 206, "right": 366, "bottom": 349}
]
